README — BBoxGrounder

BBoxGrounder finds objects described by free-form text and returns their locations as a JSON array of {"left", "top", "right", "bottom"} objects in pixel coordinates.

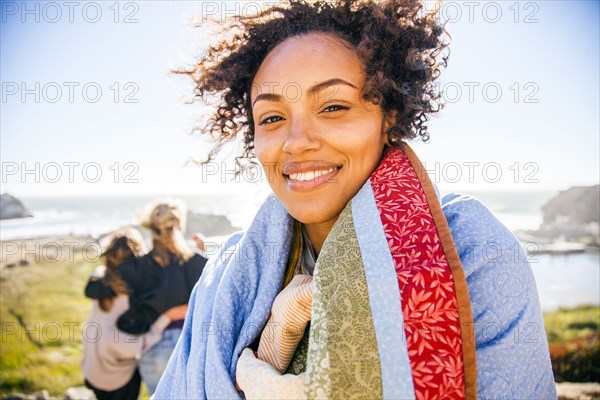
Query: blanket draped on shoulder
[{"left": 153, "top": 145, "right": 556, "bottom": 400}]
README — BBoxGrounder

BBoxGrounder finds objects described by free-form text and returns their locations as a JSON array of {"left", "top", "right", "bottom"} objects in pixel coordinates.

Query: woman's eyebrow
[
  {"left": 252, "top": 93, "right": 282, "bottom": 107},
  {"left": 252, "top": 78, "right": 358, "bottom": 107},
  {"left": 307, "top": 78, "right": 357, "bottom": 97}
]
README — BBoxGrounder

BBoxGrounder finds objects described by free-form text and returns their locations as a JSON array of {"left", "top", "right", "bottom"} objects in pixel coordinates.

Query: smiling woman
[
  {"left": 156, "top": 1, "right": 556, "bottom": 399},
  {"left": 252, "top": 33, "right": 390, "bottom": 253}
]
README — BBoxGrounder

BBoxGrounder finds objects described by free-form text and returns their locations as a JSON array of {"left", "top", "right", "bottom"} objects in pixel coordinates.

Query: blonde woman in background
[
  {"left": 82, "top": 227, "right": 174, "bottom": 400},
  {"left": 114, "top": 200, "right": 208, "bottom": 394}
]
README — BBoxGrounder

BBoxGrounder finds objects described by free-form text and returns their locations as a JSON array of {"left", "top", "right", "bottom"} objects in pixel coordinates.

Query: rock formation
[
  {"left": 0, "top": 193, "right": 32, "bottom": 219},
  {"left": 185, "top": 211, "right": 240, "bottom": 237}
]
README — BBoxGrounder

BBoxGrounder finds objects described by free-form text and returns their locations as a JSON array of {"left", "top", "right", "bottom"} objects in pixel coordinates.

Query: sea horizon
[{"left": 0, "top": 189, "right": 564, "bottom": 241}]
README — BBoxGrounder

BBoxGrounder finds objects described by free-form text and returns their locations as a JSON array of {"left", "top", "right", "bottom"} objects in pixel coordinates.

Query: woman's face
[{"left": 252, "top": 32, "right": 388, "bottom": 232}]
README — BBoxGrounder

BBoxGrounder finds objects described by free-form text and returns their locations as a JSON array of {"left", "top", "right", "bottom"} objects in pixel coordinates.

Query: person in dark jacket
[{"left": 85, "top": 200, "right": 207, "bottom": 395}]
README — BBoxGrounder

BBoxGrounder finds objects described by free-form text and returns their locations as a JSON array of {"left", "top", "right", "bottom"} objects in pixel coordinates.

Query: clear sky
[{"left": 1, "top": 0, "right": 598, "bottom": 197}]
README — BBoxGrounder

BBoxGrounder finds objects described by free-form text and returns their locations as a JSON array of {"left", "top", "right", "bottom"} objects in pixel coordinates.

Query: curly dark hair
[{"left": 178, "top": 0, "right": 449, "bottom": 164}]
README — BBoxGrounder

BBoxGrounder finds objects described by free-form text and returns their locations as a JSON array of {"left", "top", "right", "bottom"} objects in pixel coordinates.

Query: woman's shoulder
[
  {"left": 194, "top": 232, "right": 245, "bottom": 280},
  {"left": 137, "top": 252, "right": 162, "bottom": 270},
  {"left": 119, "top": 254, "right": 140, "bottom": 271},
  {"left": 214, "top": 231, "right": 246, "bottom": 256},
  {"left": 440, "top": 192, "right": 520, "bottom": 276},
  {"left": 439, "top": 191, "right": 540, "bottom": 294},
  {"left": 184, "top": 253, "right": 209, "bottom": 277},
  {"left": 225, "top": 231, "right": 245, "bottom": 247},
  {"left": 441, "top": 192, "right": 512, "bottom": 237},
  {"left": 129, "top": 253, "right": 164, "bottom": 286}
]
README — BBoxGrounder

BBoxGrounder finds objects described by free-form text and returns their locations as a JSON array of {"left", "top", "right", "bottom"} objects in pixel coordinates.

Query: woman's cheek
[{"left": 253, "top": 138, "right": 277, "bottom": 182}]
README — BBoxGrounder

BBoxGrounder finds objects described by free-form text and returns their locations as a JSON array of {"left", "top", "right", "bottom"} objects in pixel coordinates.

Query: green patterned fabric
[{"left": 304, "top": 203, "right": 383, "bottom": 399}]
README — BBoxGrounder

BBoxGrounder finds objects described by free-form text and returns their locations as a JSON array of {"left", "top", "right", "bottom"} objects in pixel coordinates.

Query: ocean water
[
  {"left": 0, "top": 193, "right": 266, "bottom": 240},
  {"left": 531, "top": 253, "right": 600, "bottom": 311},
  {"left": 1, "top": 190, "right": 598, "bottom": 310}
]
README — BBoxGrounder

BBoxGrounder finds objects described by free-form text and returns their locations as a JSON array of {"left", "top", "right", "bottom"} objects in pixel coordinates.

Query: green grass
[
  {"left": 0, "top": 253, "right": 95, "bottom": 395},
  {"left": 544, "top": 305, "right": 600, "bottom": 383},
  {"left": 544, "top": 305, "right": 600, "bottom": 343}
]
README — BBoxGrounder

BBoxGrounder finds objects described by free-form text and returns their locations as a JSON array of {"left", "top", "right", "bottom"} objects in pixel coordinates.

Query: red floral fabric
[{"left": 371, "top": 148, "right": 465, "bottom": 399}]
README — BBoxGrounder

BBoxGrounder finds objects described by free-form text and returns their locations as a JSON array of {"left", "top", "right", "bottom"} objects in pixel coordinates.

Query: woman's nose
[{"left": 282, "top": 114, "right": 321, "bottom": 155}]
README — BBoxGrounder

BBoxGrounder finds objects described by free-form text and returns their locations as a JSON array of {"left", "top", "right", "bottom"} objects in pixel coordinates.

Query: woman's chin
[{"left": 285, "top": 203, "right": 343, "bottom": 228}]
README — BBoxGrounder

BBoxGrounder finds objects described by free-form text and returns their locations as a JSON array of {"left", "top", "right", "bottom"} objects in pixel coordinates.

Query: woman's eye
[
  {"left": 259, "top": 115, "right": 284, "bottom": 125},
  {"left": 322, "top": 104, "right": 349, "bottom": 113}
]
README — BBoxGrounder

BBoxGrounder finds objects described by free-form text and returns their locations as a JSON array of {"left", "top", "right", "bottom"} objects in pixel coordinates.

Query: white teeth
[{"left": 289, "top": 167, "right": 337, "bottom": 181}]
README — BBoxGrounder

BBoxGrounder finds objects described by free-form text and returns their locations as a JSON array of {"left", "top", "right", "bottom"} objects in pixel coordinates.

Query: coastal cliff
[
  {"left": 542, "top": 185, "right": 599, "bottom": 226},
  {"left": 516, "top": 184, "right": 600, "bottom": 253}
]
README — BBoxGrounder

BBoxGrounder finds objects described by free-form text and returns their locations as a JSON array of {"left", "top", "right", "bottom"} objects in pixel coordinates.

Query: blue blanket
[{"left": 153, "top": 190, "right": 556, "bottom": 399}]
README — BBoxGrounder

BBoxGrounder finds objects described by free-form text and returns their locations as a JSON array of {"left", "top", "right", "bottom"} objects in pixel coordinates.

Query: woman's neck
[{"left": 303, "top": 219, "right": 337, "bottom": 256}]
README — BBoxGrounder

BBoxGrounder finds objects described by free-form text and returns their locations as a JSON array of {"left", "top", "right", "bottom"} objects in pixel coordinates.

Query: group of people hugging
[{"left": 81, "top": 200, "right": 207, "bottom": 398}]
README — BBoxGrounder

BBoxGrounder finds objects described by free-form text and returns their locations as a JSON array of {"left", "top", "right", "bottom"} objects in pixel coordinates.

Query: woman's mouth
[
  {"left": 287, "top": 166, "right": 338, "bottom": 181},
  {"left": 283, "top": 162, "right": 341, "bottom": 191}
]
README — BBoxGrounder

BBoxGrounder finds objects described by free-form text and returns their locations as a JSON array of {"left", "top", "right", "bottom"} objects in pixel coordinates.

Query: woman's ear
[{"left": 382, "top": 110, "right": 398, "bottom": 145}]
